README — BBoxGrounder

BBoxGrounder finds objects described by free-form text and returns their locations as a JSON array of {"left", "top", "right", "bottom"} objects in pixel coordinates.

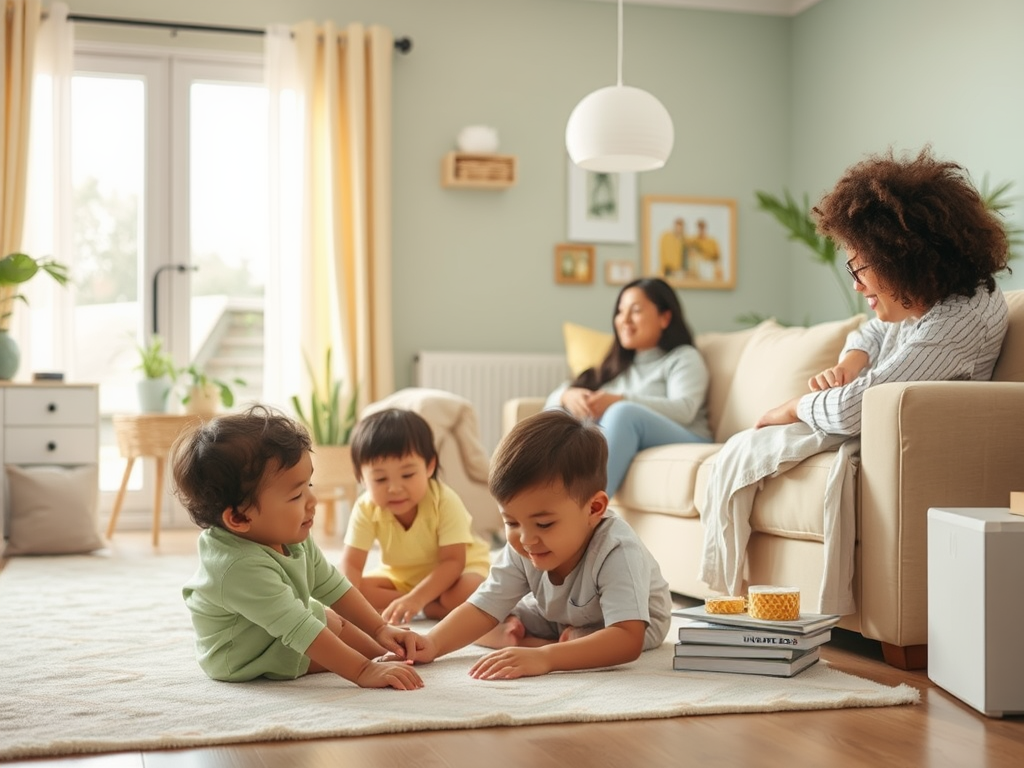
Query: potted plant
[
  {"left": 180, "top": 364, "right": 245, "bottom": 417},
  {"left": 134, "top": 335, "right": 177, "bottom": 413},
  {"left": 291, "top": 348, "right": 360, "bottom": 510},
  {"left": 0, "top": 252, "right": 70, "bottom": 380}
]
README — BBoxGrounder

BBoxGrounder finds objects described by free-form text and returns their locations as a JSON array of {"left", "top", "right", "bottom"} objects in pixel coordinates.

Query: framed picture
[
  {"left": 554, "top": 243, "right": 595, "bottom": 285},
  {"left": 567, "top": 160, "right": 637, "bottom": 243},
  {"left": 642, "top": 195, "right": 737, "bottom": 289},
  {"left": 604, "top": 260, "right": 636, "bottom": 286}
]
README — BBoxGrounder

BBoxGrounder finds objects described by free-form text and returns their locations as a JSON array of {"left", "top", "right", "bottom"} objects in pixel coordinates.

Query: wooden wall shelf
[{"left": 441, "top": 152, "right": 517, "bottom": 188}]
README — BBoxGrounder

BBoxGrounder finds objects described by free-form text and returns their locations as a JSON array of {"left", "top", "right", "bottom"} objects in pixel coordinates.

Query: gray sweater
[{"left": 545, "top": 345, "right": 711, "bottom": 439}]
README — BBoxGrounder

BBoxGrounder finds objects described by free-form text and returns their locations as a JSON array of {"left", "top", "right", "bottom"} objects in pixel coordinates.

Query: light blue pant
[{"left": 598, "top": 401, "right": 711, "bottom": 496}]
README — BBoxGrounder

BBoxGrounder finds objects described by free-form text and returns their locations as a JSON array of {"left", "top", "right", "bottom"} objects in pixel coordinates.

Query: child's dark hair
[
  {"left": 349, "top": 408, "right": 439, "bottom": 482},
  {"left": 171, "top": 404, "right": 312, "bottom": 529},
  {"left": 489, "top": 410, "right": 607, "bottom": 506}
]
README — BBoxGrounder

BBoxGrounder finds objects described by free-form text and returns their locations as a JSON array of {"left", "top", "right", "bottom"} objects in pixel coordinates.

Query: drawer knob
[
  {"left": 47, "top": 441, "right": 57, "bottom": 452},
  {"left": 48, "top": 402, "right": 58, "bottom": 412}
]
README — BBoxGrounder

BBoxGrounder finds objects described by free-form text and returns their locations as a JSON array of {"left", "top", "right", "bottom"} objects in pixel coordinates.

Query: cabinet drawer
[
  {"left": 3, "top": 387, "right": 98, "bottom": 427},
  {"left": 5, "top": 426, "right": 98, "bottom": 464}
]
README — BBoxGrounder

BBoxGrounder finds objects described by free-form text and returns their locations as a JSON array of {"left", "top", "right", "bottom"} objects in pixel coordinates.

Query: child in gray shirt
[{"left": 412, "top": 410, "right": 671, "bottom": 679}]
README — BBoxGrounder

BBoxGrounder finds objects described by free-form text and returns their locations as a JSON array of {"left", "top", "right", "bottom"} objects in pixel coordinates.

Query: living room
[{"left": 2, "top": 0, "right": 1023, "bottom": 765}]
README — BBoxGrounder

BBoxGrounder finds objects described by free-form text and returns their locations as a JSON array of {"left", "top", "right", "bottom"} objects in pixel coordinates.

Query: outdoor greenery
[{"left": 291, "top": 348, "right": 359, "bottom": 446}]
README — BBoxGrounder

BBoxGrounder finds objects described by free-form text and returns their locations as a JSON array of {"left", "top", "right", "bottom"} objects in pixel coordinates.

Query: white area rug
[{"left": 0, "top": 554, "right": 919, "bottom": 760}]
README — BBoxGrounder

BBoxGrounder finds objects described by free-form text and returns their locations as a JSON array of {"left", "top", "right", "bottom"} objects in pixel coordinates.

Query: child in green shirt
[{"left": 174, "top": 404, "right": 423, "bottom": 688}]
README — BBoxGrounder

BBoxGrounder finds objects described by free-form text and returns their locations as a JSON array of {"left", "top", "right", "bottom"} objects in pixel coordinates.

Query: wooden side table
[{"left": 107, "top": 414, "right": 202, "bottom": 546}]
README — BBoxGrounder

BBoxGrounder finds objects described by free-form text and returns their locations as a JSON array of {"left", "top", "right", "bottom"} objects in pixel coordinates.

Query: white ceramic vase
[{"left": 456, "top": 125, "right": 499, "bottom": 154}]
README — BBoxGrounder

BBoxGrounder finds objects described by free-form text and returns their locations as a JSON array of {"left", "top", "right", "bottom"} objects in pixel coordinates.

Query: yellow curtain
[
  {"left": 292, "top": 21, "right": 394, "bottom": 402},
  {"left": 0, "top": 0, "right": 40, "bottom": 330}
]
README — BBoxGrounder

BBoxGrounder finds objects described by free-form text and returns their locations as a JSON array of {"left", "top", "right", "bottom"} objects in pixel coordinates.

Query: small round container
[
  {"left": 704, "top": 596, "right": 746, "bottom": 615},
  {"left": 747, "top": 586, "right": 800, "bottom": 621}
]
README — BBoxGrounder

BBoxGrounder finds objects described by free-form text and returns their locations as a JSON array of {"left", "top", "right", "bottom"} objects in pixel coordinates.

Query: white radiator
[{"left": 413, "top": 351, "right": 568, "bottom": 454}]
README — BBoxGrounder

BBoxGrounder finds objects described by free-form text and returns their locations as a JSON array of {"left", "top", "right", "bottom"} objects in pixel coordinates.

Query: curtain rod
[{"left": 64, "top": 13, "right": 413, "bottom": 53}]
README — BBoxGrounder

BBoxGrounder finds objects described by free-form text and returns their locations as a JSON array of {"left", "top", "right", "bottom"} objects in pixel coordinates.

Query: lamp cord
[{"left": 617, "top": 0, "right": 623, "bottom": 86}]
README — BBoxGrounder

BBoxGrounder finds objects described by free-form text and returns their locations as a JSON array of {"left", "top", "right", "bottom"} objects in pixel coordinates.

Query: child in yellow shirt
[{"left": 341, "top": 408, "right": 492, "bottom": 625}]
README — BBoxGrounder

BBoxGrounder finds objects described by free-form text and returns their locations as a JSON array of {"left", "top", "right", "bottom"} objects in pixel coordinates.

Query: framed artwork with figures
[
  {"left": 642, "top": 195, "right": 737, "bottom": 290},
  {"left": 554, "top": 243, "right": 595, "bottom": 285}
]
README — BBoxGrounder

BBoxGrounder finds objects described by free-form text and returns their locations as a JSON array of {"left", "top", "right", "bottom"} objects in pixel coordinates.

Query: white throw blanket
[
  {"left": 361, "top": 387, "right": 491, "bottom": 484},
  {"left": 699, "top": 422, "right": 859, "bottom": 615}
]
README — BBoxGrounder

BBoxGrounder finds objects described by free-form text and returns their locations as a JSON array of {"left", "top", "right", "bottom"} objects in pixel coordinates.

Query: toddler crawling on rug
[
  {"left": 405, "top": 410, "right": 672, "bottom": 679},
  {"left": 173, "top": 405, "right": 423, "bottom": 689}
]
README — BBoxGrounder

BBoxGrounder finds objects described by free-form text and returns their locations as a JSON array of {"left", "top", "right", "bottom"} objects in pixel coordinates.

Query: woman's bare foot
[{"left": 474, "top": 615, "right": 527, "bottom": 649}]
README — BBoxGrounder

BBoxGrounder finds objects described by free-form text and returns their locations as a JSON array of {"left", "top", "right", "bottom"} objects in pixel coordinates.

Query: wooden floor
[{"left": 3, "top": 528, "right": 1023, "bottom": 768}]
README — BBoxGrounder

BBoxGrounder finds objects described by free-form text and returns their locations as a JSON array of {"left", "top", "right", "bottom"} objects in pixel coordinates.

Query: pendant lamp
[{"left": 565, "top": 0, "right": 674, "bottom": 172}]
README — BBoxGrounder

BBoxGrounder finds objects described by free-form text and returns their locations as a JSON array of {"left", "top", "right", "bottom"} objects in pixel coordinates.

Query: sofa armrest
[
  {"left": 502, "top": 397, "right": 545, "bottom": 438},
  {"left": 859, "top": 380, "right": 1024, "bottom": 647}
]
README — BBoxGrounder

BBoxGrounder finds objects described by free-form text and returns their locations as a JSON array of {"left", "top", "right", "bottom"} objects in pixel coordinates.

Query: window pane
[
  {"left": 71, "top": 75, "right": 145, "bottom": 491},
  {"left": 189, "top": 81, "right": 267, "bottom": 408}
]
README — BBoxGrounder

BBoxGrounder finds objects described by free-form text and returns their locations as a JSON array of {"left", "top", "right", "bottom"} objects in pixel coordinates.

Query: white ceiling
[{"left": 586, "top": 0, "right": 821, "bottom": 16}]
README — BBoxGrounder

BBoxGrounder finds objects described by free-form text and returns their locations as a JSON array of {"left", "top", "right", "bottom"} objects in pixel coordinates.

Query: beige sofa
[{"left": 504, "top": 290, "right": 1024, "bottom": 669}]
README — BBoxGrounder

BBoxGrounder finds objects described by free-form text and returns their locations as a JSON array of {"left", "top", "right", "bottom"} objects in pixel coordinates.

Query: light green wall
[
  {"left": 59, "top": 0, "right": 1023, "bottom": 388},
  {"left": 61, "top": 0, "right": 792, "bottom": 387},
  {"left": 790, "top": 0, "right": 1024, "bottom": 322}
]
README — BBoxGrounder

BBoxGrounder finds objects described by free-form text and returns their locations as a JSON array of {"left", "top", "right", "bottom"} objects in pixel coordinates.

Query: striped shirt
[{"left": 796, "top": 285, "right": 1008, "bottom": 436}]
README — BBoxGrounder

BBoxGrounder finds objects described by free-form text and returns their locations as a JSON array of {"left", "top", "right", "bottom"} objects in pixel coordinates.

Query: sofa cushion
[
  {"left": 992, "top": 289, "right": 1024, "bottom": 382},
  {"left": 714, "top": 314, "right": 865, "bottom": 441},
  {"left": 563, "top": 322, "right": 613, "bottom": 377},
  {"left": 694, "top": 325, "right": 758, "bottom": 439},
  {"left": 694, "top": 448, "right": 853, "bottom": 542},
  {"left": 615, "top": 443, "right": 721, "bottom": 518}
]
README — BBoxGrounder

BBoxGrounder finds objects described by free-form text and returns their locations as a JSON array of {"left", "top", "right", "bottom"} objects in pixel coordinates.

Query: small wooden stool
[{"left": 107, "top": 414, "right": 202, "bottom": 546}]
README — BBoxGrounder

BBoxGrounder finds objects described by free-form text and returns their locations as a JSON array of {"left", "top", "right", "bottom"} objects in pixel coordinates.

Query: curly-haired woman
[{"left": 756, "top": 146, "right": 1010, "bottom": 433}]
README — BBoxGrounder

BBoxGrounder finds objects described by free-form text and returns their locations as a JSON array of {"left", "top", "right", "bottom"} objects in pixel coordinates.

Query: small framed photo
[
  {"left": 604, "top": 260, "right": 636, "bottom": 286},
  {"left": 554, "top": 243, "right": 596, "bottom": 285},
  {"left": 567, "top": 160, "right": 637, "bottom": 243},
  {"left": 642, "top": 195, "right": 737, "bottom": 290}
]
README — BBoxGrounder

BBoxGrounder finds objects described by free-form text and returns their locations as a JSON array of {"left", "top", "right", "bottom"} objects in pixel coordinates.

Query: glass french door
[{"left": 69, "top": 45, "right": 268, "bottom": 530}]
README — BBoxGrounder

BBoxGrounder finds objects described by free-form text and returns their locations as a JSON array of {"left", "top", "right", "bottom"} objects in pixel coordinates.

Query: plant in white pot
[
  {"left": 0, "top": 252, "right": 70, "bottom": 380},
  {"left": 134, "top": 335, "right": 178, "bottom": 413},
  {"left": 180, "top": 364, "right": 245, "bottom": 418},
  {"left": 291, "top": 348, "right": 360, "bottom": 532}
]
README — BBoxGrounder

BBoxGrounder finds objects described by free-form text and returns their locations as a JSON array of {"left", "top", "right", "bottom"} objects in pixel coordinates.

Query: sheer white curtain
[
  {"left": 263, "top": 25, "right": 306, "bottom": 407},
  {"left": 263, "top": 21, "right": 395, "bottom": 411},
  {"left": 18, "top": 2, "right": 73, "bottom": 379}
]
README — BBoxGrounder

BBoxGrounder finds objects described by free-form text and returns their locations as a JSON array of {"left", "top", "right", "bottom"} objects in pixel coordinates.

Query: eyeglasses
[{"left": 845, "top": 260, "right": 871, "bottom": 286}]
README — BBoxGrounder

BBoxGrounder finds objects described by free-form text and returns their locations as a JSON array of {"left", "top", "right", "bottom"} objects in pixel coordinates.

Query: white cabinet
[{"left": 1, "top": 383, "right": 100, "bottom": 539}]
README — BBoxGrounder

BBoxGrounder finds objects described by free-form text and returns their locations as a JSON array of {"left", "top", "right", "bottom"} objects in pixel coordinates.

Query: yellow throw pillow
[
  {"left": 714, "top": 314, "right": 866, "bottom": 441},
  {"left": 563, "top": 322, "right": 614, "bottom": 377}
]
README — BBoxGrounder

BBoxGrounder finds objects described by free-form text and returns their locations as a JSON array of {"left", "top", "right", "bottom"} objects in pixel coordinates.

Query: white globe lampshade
[{"left": 565, "top": 84, "right": 675, "bottom": 172}]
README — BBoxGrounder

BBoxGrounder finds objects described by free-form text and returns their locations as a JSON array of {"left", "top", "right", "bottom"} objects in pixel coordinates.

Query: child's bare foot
[{"left": 475, "top": 615, "right": 526, "bottom": 649}]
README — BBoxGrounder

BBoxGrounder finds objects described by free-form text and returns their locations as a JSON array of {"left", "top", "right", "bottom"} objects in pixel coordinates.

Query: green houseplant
[
  {"left": 134, "top": 335, "right": 177, "bottom": 413},
  {"left": 180, "top": 364, "right": 245, "bottom": 417},
  {"left": 291, "top": 349, "right": 360, "bottom": 532},
  {"left": 0, "top": 252, "right": 70, "bottom": 380},
  {"left": 291, "top": 348, "right": 359, "bottom": 446}
]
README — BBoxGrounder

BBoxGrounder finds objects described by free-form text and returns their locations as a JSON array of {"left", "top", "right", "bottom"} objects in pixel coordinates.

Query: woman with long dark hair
[{"left": 545, "top": 278, "right": 711, "bottom": 496}]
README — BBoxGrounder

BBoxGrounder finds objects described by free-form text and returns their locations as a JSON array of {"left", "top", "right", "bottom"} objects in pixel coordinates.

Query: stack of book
[{"left": 670, "top": 604, "right": 842, "bottom": 677}]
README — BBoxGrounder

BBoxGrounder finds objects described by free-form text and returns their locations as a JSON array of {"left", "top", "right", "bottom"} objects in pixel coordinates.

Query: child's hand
[
  {"left": 469, "top": 647, "right": 549, "bottom": 680},
  {"left": 382, "top": 595, "right": 426, "bottom": 625},
  {"left": 373, "top": 623, "right": 427, "bottom": 661},
  {"left": 355, "top": 660, "right": 424, "bottom": 690}
]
